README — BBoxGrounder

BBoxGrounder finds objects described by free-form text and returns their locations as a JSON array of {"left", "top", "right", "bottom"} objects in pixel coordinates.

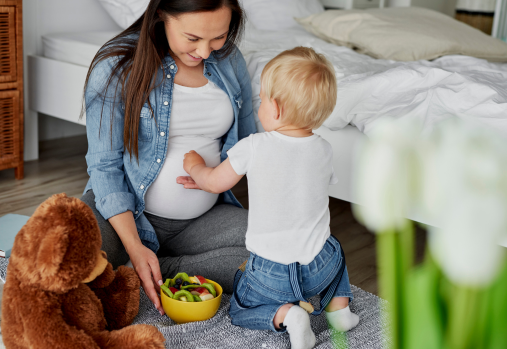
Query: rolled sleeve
[
  {"left": 97, "top": 192, "right": 136, "bottom": 220},
  {"left": 85, "top": 58, "right": 135, "bottom": 220}
]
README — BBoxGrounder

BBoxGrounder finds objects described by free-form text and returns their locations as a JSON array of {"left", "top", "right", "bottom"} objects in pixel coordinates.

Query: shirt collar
[{"left": 162, "top": 51, "right": 218, "bottom": 69}]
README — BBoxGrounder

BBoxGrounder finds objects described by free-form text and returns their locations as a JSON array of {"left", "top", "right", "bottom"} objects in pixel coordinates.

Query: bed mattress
[{"left": 42, "top": 31, "right": 121, "bottom": 67}]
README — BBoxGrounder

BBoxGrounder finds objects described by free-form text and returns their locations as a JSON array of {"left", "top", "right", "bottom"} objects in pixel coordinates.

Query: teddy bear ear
[{"left": 36, "top": 226, "right": 69, "bottom": 277}]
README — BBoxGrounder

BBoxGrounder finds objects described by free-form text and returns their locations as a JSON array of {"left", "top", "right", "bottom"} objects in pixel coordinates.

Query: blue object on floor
[{"left": 0, "top": 214, "right": 30, "bottom": 259}]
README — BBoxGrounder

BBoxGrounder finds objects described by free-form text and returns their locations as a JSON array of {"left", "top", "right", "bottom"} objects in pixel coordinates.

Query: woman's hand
[
  {"left": 176, "top": 176, "right": 202, "bottom": 189},
  {"left": 127, "top": 243, "right": 165, "bottom": 316},
  {"left": 108, "top": 211, "right": 164, "bottom": 315},
  {"left": 183, "top": 150, "right": 205, "bottom": 174}
]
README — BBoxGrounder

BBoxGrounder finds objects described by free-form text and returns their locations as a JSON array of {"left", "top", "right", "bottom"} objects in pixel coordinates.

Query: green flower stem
[
  {"left": 331, "top": 329, "right": 348, "bottom": 349},
  {"left": 399, "top": 222, "right": 414, "bottom": 273},
  {"left": 377, "top": 231, "right": 401, "bottom": 349},
  {"left": 446, "top": 285, "right": 480, "bottom": 349},
  {"left": 402, "top": 255, "right": 444, "bottom": 349},
  {"left": 487, "top": 262, "right": 507, "bottom": 348},
  {"left": 473, "top": 286, "right": 491, "bottom": 349}
]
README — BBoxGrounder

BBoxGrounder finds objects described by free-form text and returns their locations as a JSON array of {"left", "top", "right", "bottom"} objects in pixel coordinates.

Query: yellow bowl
[{"left": 161, "top": 279, "right": 223, "bottom": 324}]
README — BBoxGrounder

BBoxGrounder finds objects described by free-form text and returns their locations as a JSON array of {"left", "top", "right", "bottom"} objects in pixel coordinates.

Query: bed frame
[{"left": 28, "top": 55, "right": 87, "bottom": 126}]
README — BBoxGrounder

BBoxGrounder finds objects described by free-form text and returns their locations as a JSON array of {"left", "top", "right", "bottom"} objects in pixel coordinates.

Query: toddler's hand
[
  {"left": 176, "top": 176, "right": 202, "bottom": 190},
  {"left": 183, "top": 150, "right": 205, "bottom": 174}
]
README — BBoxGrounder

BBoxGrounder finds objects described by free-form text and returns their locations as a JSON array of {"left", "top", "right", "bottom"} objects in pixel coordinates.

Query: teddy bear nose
[{"left": 100, "top": 251, "right": 107, "bottom": 259}]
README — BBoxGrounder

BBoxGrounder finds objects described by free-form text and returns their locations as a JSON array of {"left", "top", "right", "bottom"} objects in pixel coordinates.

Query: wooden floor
[{"left": 0, "top": 135, "right": 427, "bottom": 296}]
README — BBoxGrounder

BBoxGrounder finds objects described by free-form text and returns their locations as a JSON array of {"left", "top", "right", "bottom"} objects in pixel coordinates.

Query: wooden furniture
[
  {"left": 455, "top": 11, "right": 494, "bottom": 35},
  {"left": 0, "top": 0, "right": 23, "bottom": 179},
  {"left": 455, "top": 0, "right": 496, "bottom": 35}
]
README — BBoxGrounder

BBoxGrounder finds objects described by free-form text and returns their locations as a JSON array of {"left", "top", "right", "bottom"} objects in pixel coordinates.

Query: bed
[
  {"left": 239, "top": 20, "right": 507, "bottom": 227},
  {"left": 27, "top": 1, "right": 507, "bottom": 228},
  {"left": 28, "top": 31, "right": 121, "bottom": 127}
]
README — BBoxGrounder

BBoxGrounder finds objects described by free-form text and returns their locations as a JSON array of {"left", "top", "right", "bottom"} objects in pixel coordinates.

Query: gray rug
[{"left": 0, "top": 258, "right": 389, "bottom": 348}]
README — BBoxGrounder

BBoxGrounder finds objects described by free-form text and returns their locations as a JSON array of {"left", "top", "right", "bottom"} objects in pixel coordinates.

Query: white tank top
[{"left": 144, "top": 81, "right": 234, "bottom": 219}]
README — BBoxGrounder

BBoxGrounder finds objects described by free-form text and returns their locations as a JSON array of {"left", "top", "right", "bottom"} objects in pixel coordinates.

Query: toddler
[{"left": 179, "top": 47, "right": 359, "bottom": 349}]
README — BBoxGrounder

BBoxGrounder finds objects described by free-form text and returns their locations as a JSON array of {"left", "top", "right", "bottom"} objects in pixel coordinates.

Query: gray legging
[{"left": 80, "top": 190, "right": 250, "bottom": 294}]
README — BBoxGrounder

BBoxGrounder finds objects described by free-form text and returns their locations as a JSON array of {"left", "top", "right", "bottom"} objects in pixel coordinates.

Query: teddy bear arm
[
  {"left": 92, "top": 325, "right": 166, "bottom": 349},
  {"left": 24, "top": 309, "right": 102, "bottom": 349},
  {"left": 87, "top": 262, "right": 116, "bottom": 289},
  {"left": 91, "top": 265, "right": 141, "bottom": 330}
]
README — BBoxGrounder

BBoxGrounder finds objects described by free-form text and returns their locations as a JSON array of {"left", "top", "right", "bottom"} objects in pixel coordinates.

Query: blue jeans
[{"left": 229, "top": 236, "right": 353, "bottom": 332}]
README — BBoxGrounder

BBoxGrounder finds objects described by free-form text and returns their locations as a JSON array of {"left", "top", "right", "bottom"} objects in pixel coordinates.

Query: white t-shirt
[
  {"left": 145, "top": 81, "right": 234, "bottom": 219},
  {"left": 227, "top": 131, "right": 338, "bottom": 265}
]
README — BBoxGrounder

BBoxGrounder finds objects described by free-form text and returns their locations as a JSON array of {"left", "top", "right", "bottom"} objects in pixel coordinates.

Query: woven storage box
[{"left": 0, "top": 0, "right": 23, "bottom": 179}]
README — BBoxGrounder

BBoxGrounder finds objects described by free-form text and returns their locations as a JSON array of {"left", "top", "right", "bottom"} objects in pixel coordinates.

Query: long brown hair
[{"left": 82, "top": 0, "right": 245, "bottom": 160}]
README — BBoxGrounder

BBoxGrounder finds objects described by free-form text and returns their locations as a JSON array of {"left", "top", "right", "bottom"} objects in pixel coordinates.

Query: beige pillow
[{"left": 296, "top": 7, "right": 507, "bottom": 62}]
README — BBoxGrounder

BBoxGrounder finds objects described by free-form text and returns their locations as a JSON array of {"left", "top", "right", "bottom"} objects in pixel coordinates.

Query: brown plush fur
[{"left": 0, "top": 193, "right": 165, "bottom": 349}]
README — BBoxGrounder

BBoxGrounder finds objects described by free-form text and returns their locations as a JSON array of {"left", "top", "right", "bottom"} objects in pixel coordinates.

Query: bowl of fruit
[{"left": 160, "top": 272, "right": 223, "bottom": 324}]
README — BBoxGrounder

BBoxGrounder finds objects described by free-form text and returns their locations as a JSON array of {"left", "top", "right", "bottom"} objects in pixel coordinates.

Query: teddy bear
[{"left": 0, "top": 193, "right": 166, "bottom": 349}]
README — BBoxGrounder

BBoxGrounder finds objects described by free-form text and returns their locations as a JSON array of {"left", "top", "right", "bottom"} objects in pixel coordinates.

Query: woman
[{"left": 80, "top": 0, "right": 256, "bottom": 316}]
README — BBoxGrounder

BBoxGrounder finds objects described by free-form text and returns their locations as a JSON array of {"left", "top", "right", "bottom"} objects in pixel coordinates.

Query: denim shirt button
[
  {"left": 170, "top": 65, "right": 175, "bottom": 69},
  {"left": 207, "top": 72, "right": 211, "bottom": 76},
  {"left": 164, "top": 101, "right": 169, "bottom": 106},
  {"left": 135, "top": 210, "right": 139, "bottom": 214},
  {"left": 156, "top": 159, "right": 161, "bottom": 163},
  {"left": 140, "top": 184, "right": 145, "bottom": 190},
  {"left": 167, "top": 74, "right": 171, "bottom": 79}
]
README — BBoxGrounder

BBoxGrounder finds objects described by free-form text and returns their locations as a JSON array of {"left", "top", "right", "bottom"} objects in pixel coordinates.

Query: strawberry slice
[
  {"left": 195, "top": 275, "right": 206, "bottom": 285},
  {"left": 190, "top": 287, "right": 206, "bottom": 295},
  {"left": 169, "top": 287, "right": 178, "bottom": 294}
]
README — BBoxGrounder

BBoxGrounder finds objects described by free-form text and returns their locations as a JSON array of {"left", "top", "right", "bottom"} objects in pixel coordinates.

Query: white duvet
[{"left": 240, "top": 24, "right": 507, "bottom": 136}]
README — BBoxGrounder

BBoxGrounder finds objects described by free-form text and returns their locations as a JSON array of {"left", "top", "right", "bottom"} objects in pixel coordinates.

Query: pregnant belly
[{"left": 144, "top": 137, "right": 221, "bottom": 219}]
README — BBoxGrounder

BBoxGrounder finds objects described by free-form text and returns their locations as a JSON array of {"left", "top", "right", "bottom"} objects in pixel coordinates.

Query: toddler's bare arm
[{"left": 178, "top": 150, "right": 243, "bottom": 194}]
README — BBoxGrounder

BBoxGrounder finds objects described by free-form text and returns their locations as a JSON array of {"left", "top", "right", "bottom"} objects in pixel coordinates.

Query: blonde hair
[{"left": 261, "top": 47, "right": 337, "bottom": 130}]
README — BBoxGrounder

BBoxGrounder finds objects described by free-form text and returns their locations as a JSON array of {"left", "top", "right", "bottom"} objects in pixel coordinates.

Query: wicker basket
[{"left": 0, "top": 0, "right": 23, "bottom": 179}]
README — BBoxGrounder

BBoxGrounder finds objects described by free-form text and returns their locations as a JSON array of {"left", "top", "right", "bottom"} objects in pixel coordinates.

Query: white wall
[
  {"left": 386, "top": 0, "right": 411, "bottom": 6},
  {"left": 386, "top": 0, "right": 458, "bottom": 16},
  {"left": 23, "top": 0, "right": 121, "bottom": 159},
  {"left": 493, "top": 0, "right": 507, "bottom": 41}
]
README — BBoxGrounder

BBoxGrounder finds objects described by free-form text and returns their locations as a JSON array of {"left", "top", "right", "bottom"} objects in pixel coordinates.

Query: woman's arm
[
  {"left": 108, "top": 212, "right": 164, "bottom": 315},
  {"left": 180, "top": 151, "right": 243, "bottom": 194},
  {"left": 85, "top": 59, "right": 137, "bottom": 220},
  {"left": 85, "top": 59, "right": 164, "bottom": 315}
]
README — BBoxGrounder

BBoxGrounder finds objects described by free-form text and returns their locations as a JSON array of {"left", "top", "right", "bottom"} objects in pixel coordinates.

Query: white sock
[
  {"left": 283, "top": 305, "right": 316, "bottom": 349},
  {"left": 325, "top": 305, "right": 360, "bottom": 332}
]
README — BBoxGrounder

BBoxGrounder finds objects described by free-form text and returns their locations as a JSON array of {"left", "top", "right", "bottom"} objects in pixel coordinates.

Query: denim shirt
[{"left": 84, "top": 46, "right": 257, "bottom": 253}]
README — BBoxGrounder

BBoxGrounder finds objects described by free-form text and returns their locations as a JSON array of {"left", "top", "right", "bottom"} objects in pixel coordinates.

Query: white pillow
[
  {"left": 98, "top": 0, "right": 149, "bottom": 29},
  {"left": 296, "top": 7, "right": 507, "bottom": 62},
  {"left": 241, "top": 0, "right": 324, "bottom": 31}
]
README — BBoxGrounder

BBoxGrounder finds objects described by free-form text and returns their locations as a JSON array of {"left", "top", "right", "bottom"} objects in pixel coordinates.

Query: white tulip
[
  {"left": 429, "top": 195, "right": 506, "bottom": 286},
  {"left": 354, "top": 116, "right": 507, "bottom": 285},
  {"left": 422, "top": 119, "right": 507, "bottom": 286},
  {"left": 353, "top": 117, "right": 423, "bottom": 232}
]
